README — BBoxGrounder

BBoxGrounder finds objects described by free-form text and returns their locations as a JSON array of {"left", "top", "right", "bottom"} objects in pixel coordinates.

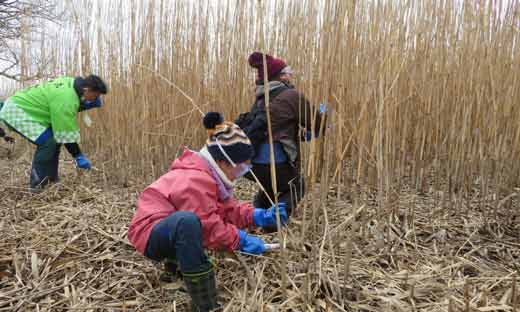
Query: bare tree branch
[{"left": 0, "top": 0, "right": 57, "bottom": 81}]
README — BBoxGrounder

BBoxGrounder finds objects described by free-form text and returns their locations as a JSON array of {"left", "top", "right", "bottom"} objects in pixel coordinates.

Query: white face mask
[
  {"left": 231, "top": 163, "right": 252, "bottom": 178},
  {"left": 215, "top": 139, "right": 252, "bottom": 179}
]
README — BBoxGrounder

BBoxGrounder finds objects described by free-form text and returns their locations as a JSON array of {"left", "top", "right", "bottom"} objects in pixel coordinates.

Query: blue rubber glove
[
  {"left": 302, "top": 103, "right": 328, "bottom": 142},
  {"left": 319, "top": 102, "right": 333, "bottom": 131},
  {"left": 253, "top": 202, "right": 288, "bottom": 228},
  {"left": 75, "top": 154, "right": 92, "bottom": 170},
  {"left": 238, "top": 230, "right": 266, "bottom": 255},
  {"left": 319, "top": 102, "right": 327, "bottom": 113}
]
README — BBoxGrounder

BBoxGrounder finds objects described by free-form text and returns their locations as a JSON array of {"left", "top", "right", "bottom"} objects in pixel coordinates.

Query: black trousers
[
  {"left": 30, "top": 137, "right": 61, "bottom": 189},
  {"left": 2, "top": 119, "right": 61, "bottom": 190},
  {"left": 248, "top": 162, "right": 305, "bottom": 218}
]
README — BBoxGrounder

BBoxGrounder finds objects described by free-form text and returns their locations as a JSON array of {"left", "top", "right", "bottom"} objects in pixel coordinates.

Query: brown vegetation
[{"left": 1, "top": 0, "right": 519, "bottom": 311}]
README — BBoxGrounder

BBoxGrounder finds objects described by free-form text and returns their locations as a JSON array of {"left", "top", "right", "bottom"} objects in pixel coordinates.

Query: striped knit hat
[{"left": 203, "top": 112, "right": 253, "bottom": 164}]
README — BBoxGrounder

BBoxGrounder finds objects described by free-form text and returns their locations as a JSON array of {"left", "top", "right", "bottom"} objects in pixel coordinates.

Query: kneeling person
[{"left": 128, "top": 112, "right": 287, "bottom": 311}]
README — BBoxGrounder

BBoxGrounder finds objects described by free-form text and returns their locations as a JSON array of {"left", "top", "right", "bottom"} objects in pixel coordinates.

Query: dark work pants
[
  {"left": 144, "top": 211, "right": 212, "bottom": 274},
  {"left": 2, "top": 118, "right": 62, "bottom": 190},
  {"left": 249, "top": 162, "right": 305, "bottom": 218},
  {"left": 30, "top": 137, "right": 61, "bottom": 189}
]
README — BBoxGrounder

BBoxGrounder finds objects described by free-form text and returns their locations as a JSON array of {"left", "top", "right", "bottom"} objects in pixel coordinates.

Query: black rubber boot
[{"left": 183, "top": 269, "right": 221, "bottom": 312}]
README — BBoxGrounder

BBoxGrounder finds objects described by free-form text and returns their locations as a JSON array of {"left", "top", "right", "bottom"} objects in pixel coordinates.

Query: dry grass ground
[{"left": 0, "top": 148, "right": 518, "bottom": 312}]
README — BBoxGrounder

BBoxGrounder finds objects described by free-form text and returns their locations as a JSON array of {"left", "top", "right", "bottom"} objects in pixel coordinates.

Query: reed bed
[
  {"left": 1, "top": 0, "right": 520, "bottom": 311},
  {"left": 18, "top": 0, "right": 518, "bottom": 197},
  {"left": 0, "top": 157, "right": 518, "bottom": 311}
]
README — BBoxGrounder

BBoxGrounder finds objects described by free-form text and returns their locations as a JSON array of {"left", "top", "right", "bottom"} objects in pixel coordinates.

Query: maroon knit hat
[{"left": 248, "top": 52, "right": 287, "bottom": 81}]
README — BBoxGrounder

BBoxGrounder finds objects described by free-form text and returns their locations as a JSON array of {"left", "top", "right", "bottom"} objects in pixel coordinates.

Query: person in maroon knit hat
[
  {"left": 235, "top": 52, "right": 327, "bottom": 232},
  {"left": 248, "top": 52, "right": 289, "bottom": 82}
]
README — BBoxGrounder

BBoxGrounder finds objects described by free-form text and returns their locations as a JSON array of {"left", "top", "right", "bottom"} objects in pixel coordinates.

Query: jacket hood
[
  {"left": 170, "top": 148, "right": 234, "bottom": 200},
  {"left": 170, "top": 148, "right": 211, "bottom": 173}
]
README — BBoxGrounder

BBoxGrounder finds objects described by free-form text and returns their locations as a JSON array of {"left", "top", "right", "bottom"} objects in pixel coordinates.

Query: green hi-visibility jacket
[{"left": 0, "top": 76, "right": 81, "bottom": 143}]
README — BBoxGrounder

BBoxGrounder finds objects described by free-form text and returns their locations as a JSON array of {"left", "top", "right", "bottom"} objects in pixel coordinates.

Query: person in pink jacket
[{"left": 128, "top": 112, "right": 287, "bottom": 312}]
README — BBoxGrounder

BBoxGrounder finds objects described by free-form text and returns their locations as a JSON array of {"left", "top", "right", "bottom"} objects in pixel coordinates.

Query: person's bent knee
[{"left": 175, "top": 211, "right": 201, "bottom": 232}]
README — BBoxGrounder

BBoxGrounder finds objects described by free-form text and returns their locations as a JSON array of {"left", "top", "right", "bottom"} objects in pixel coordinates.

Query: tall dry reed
[
  {"left": 48, "top": 1, "right": 518, "bottom": 201},
  {"left": 7, "top": 0, "right": 518, "bottom": 240}
]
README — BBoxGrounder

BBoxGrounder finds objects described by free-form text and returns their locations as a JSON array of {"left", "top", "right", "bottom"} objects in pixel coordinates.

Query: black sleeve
[
  {"left": 64, "top": 143, "right": 82, "bottom": 158},
  {"left": 0, "top": 127, "right": 5, "bottom": 137},
  {"left": 244, "top": 113, "right": 268, "bottom": 147}
]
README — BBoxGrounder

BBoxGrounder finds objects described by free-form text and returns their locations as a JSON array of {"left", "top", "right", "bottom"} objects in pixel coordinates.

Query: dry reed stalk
[
  {"left": 258, "top": 1, "right": 288, "bottom": 297},
  {"left": 513, "top": 273, "right": 518, "bottom": 312}
]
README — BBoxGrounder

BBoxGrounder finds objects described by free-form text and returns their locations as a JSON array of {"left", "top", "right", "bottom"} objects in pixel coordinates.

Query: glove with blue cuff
[
  {"left": 253, "top": 202, "right": 288, "bottom": 228},
  {"left": 238, "top": 230, "right": 266, "bottom": 255},
  {"left": 75, "top": 154, "right": 92, "bottom": 170},
  {"left": 303, "top": 103, "right": 329, "bottom": 141},
  {"left": 319, "top": 102, "right": 327, "bottom": 113},
  {"left": 319, "top": 102, "right": 332, "bottom": 131}
]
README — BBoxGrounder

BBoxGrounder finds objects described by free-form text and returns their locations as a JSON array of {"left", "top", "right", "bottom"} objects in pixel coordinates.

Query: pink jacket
[{"left": 128, "top": 149, "right": 255, "bottom": 255}]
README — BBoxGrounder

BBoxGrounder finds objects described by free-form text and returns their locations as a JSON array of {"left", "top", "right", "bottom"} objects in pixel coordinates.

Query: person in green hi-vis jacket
[{"left": 0, "top": 75, "right": 108, "bottom": 191}]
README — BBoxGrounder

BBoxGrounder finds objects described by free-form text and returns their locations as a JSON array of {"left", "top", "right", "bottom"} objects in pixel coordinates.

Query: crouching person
[
  {"left": 0, "top": 76, "right": 108, "bottom": 191},
  {"left": 128, "top": 112, "right": 287, "bottom": 311}
]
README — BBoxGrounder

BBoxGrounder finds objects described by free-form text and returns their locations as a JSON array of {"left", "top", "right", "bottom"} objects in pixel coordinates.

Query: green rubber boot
[{"left": 183, "top": 268, "right": 221, "bottom": 312}]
